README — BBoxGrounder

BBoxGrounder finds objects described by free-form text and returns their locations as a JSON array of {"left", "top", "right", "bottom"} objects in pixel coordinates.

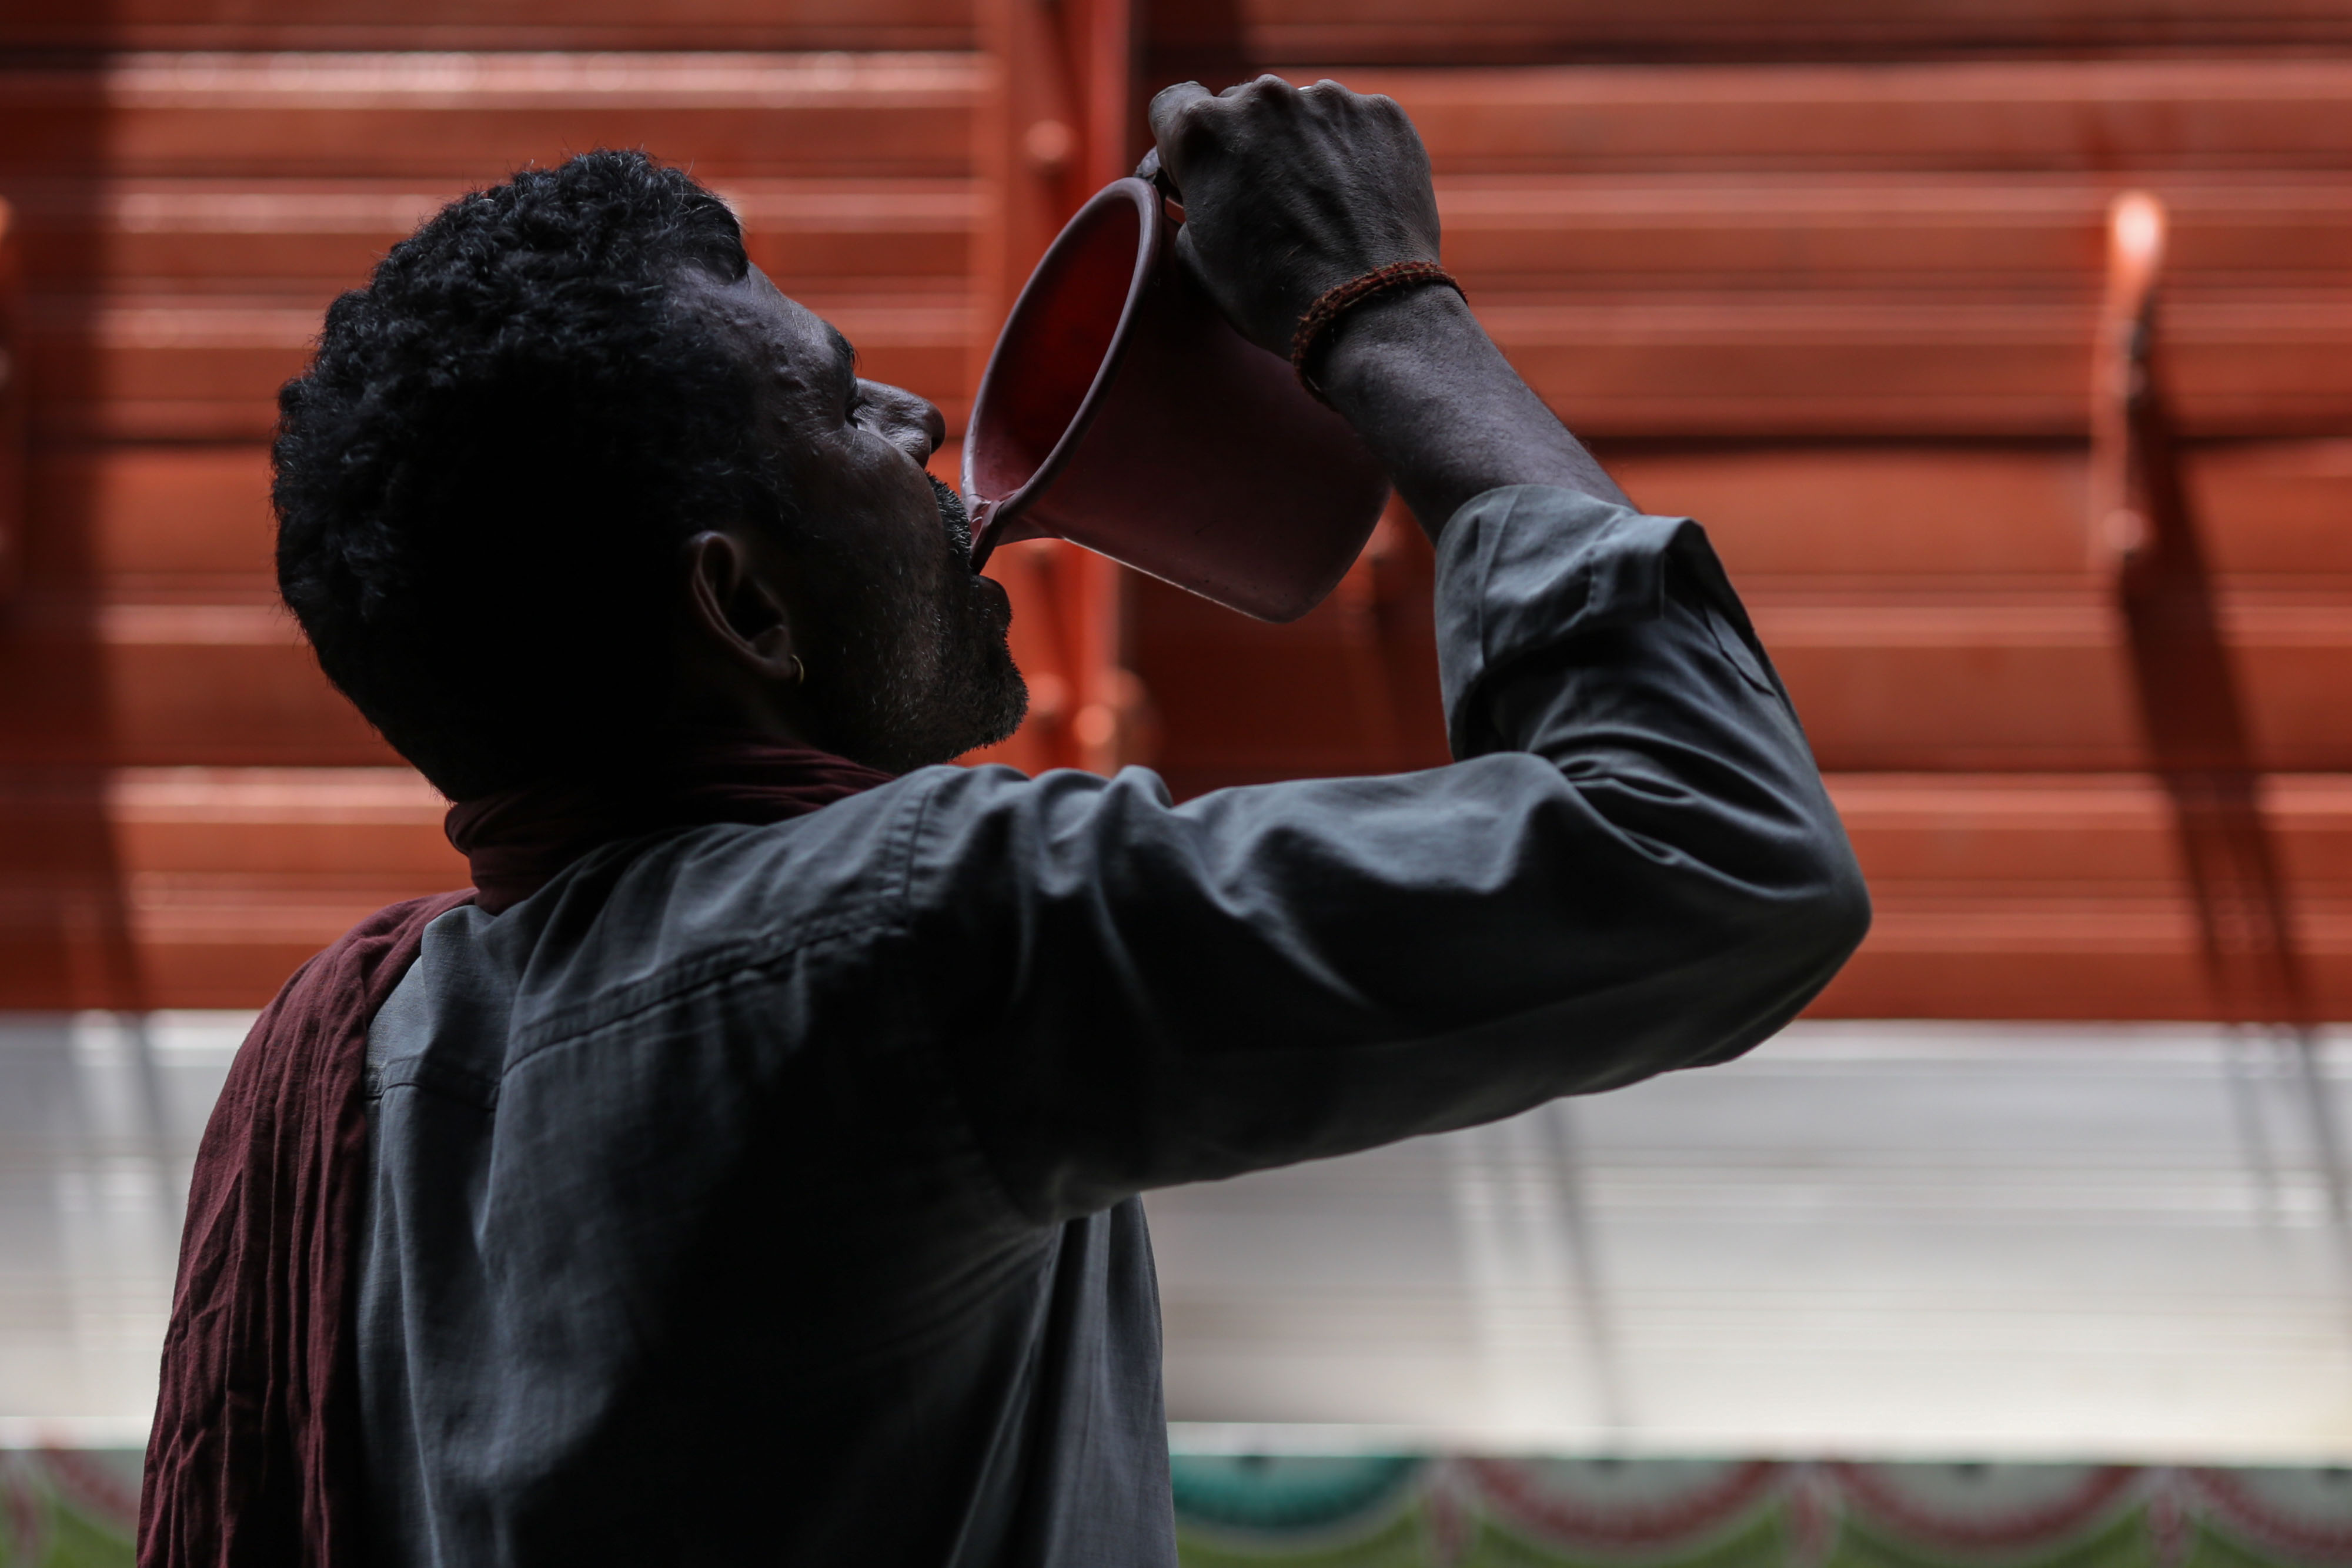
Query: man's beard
[
  {"left": 800, "top": 476, "right": 1027, "bottom": 774},
  {"left": 930, "top": 472, "right": 974, "bottom": 559}
]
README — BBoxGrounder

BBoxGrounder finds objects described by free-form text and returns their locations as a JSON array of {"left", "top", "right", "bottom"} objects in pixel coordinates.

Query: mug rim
[{"left": 963, "top": 176, "right": 1165, "bottom": 569}]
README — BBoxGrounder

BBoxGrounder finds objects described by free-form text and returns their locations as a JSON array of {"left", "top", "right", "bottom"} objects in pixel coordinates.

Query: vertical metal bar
[
  {"left": 120, "top": 1012, "right": 187, "bottom": 1225},
  {"left": 1545, "top": 1099, "right": 1631, "bottom": 1435},
  {"left": 2223, "top": 1024, "right": 2283, "bottom": 1227},
  {"left": 2290, "top": 1027, "right": 2352, "bottom": 1237}
]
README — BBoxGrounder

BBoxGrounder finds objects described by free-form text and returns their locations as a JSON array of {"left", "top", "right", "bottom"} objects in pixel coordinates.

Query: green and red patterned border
[
  {"left": 1171, "top": 1458, "right": 2352, "bottom": 1568},
  {"left": 0, "top": 1451, "right": 139, "bottom": 1568},
  {"left": 5, "top": 1447, "right": 2348, "bottom": 1566}
]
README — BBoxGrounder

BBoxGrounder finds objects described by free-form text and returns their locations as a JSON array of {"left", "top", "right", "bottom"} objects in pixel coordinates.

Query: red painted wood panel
[
  {"left": 25, "top": 0, "right": 2352, "bottom": 62},
  {"left": 1495, "top": 296, "right": 2352, "bottom": 439},
  {"left": 1440, "top": 175, "right": 2352, "bottom": 292},
  {"left": 0, "top": 0, "right": 974, "bottom": 54},
  {"left": 1818, "top": 774, "right": 2352, "bottom": 1018},
  {"left": 1338, "top": 62, "right": 2352, "bottom": 176},
  {"left": 1609, "top": 443, "right": 2352, "bottom": 580},
  {"left": 1756, "top": 597, "right": 2352, "bottom": 772},
  {"left": 1138, "top": 444, "right": 2352, "bottom": 790},
  {"left": 0, "top": 604, "right": 392, "bottom": 767},
  {"left": 0, "top": 767, "right": 456, "bottom": 1007},
  {"left": 1142, "top": 584, "right": 2352, "bottom": 780},
  {"left": 0, "top": 54, "right": 981, "bottom": 180},
  {"left": 2, "top": 24, "right": 2347, "bottom": 1018},
  {"left": 1246, "top": 1, "right": 2352, "bottom": 65},
  {"left": 26, "top": 446, "right": 272, "bottom": 587}
]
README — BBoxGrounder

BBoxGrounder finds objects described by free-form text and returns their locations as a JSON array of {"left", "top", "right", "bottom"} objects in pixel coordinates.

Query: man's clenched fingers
[
  {"left": 1145, "top": 80, "right": 1215, "bottom": 176},
  {"left": 1151, "top": 76, "right": 1318, "bottom": 161},
  {"left": 1134, "top": 72, "right": 1441, "bottom": 353}
]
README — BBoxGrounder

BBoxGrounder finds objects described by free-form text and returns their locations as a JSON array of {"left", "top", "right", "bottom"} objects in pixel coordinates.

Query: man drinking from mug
[{"left": 142, "top": 77, "right": 1867, "bottom": 1568}]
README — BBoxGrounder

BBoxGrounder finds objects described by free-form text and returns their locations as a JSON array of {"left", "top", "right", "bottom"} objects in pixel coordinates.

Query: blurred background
[{"left": 6, "top": 1, "right": 2352, "bottom": 1563}]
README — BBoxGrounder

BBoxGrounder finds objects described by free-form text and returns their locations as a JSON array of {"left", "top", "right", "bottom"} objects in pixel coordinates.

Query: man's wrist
[
  {"left": 1307, "top": 279, "right": 1631, "bottom": 537},
  {"left": 1314, "top": 284, "right": 1481, "bottom": 407}
]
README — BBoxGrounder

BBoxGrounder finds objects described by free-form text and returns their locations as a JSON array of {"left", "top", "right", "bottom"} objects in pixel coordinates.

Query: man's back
[{"left": 359, "top": 779, "right": 1172, "bottom": 1566}]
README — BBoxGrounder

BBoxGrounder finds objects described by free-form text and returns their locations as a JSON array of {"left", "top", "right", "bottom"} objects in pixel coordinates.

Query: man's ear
[{"left": 682, "top": 529, "right": 800, "bottom": 683}]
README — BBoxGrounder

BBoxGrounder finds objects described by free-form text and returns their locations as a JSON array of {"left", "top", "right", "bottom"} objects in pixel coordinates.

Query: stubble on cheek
[
  {"left": 927, "top": 483, "right": 1027, "bottom": 757},
  {"left": 800, "top": 483, "right": 1027, "bottom": 771}
]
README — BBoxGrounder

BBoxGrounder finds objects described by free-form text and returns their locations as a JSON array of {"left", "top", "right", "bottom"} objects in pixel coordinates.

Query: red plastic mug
[{"left": 962, "top": 177, "right": 1391, "bottom": 623}]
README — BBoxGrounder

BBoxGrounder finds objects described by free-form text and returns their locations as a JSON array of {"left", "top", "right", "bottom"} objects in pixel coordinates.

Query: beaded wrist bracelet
[{"left": 1288, "top": 260, "right": 1467, "bottom": 406}]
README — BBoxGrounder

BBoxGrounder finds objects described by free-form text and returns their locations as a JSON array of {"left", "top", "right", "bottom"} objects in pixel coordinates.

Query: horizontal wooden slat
[
  {"left": 0, "top": 0, "right": 972, "bottom": 53},
  {"left": 0, "top": 765, "right": 455, "bottom": 874},
  {"left": 0, "top": 53, "right": 981, "bottom": 180},
  {"left": 19, "top": 292, "right": 974, "bottom": 442},
  {"left": 25, "top": 447, "right": 273, "bottom": 587},
  {"left": 1833, "top": 773, "right": 2352, "bottom": 888},
  {"left": 1245, "top": 0, "right": 2352, "bottom": 65},
  {"left": 1756, "top": 591, "right": 2352, "bottom": 773},
  {"left": 110, "top": 767, "right": 460, "bottom": 878},
  {"left": 1815, "top": 899, "right": 2352, "bottom": 1019},
  {"left": 1142, "top": 594, "right": 2352, "bottom": 778},
  {"left": 13, "top": 57, "right": 2351, "bottom": 185},
  {"left": 1439, "top": 175, "right": 2352, "bottom": 294},
  {"left": 13, "top": 0, "right": 2347, "bottom": 61},
  {"left": 1818, "top": 773, "right": 2352, "bottom": 1018},
  {"left": 0, "top": 888, "right": 431, "bottom": 1007},
  {"left": 1608, "top": 443, "right": 2352, "bottom": 581},
  {"left": 1493, "top": 295, "right": 2352, "bottom": 438},
  {"left": 1329, "top": 62, "right": 2352, "bottom": 176},
  {"left": 3, "top": 178, "right": 978, "bottom": 296},
  {"left": 0, "top": 766, "right": 460, "bottom": 1007},
  {"left": 0, "top": 601, "right": 390, "bottom": 766}
]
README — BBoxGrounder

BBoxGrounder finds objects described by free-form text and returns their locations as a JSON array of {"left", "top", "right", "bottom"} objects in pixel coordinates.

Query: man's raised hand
[
  {"left": 1144, "top": 76, "right": 1442, "bottom": 359},
  {"left": 1147, "top": 73, "right": 1625, "bottom": 533}
]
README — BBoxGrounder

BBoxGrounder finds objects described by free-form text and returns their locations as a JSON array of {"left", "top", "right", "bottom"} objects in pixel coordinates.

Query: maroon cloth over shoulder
[
  {"left": 136, "top": 890, "right": 473, "bottom": 1568},
  {"left": 138, "top": 735, "right": 893, "bottom": 1567}
]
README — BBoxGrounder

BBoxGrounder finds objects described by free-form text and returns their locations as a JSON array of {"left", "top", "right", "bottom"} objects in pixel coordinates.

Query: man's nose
[{"left": 865, "top": 380, "right": 947, "bottom": 464}]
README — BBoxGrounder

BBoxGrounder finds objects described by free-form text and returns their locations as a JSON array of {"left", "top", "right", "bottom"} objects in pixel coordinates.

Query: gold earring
[{"left": 790, "top": 654, "right": 807, "bottom": 686}]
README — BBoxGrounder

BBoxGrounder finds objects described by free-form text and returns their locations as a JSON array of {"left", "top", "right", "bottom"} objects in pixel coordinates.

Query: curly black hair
[{"left": 274, "top": 150, "right": 776, "bottom": 800}]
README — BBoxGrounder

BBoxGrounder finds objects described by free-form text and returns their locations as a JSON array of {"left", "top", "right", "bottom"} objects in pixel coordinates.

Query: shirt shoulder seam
[{"left": 500, "top": 785, "right": 938, "bottom": 1061}]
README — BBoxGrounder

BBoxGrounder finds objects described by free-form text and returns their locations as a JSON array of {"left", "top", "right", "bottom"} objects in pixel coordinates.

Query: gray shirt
[{"left": 355, "top": 485, "right": 1869, "bottom": 1566}]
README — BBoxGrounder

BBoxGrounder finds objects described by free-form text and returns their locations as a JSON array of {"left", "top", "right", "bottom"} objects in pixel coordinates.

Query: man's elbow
[
  {"left": 1745, "top": 836, "right": 1873, "bottom": 1015},
  {"left": 1801, "top": 839, "right": 1873, "bottom": 972},
  {"left": 1661, "top": 847, "right": 1869, "bottom": 1074}
]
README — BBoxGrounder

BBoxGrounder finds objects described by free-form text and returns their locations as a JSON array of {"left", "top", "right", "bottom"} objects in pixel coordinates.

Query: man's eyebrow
[{"left": 824, "top": 323, "right": 858, "bottom": 397}]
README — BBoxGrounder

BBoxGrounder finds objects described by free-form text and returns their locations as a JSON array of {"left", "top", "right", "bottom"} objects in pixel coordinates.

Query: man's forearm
[{"left": 1319, "top": 286, "right": 1629, "bottom": 540}]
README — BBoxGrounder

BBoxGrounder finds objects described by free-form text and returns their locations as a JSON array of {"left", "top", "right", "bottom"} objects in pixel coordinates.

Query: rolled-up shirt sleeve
[{"left": 909, "top": 484, "right": 1870, "bottom": 1222}]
